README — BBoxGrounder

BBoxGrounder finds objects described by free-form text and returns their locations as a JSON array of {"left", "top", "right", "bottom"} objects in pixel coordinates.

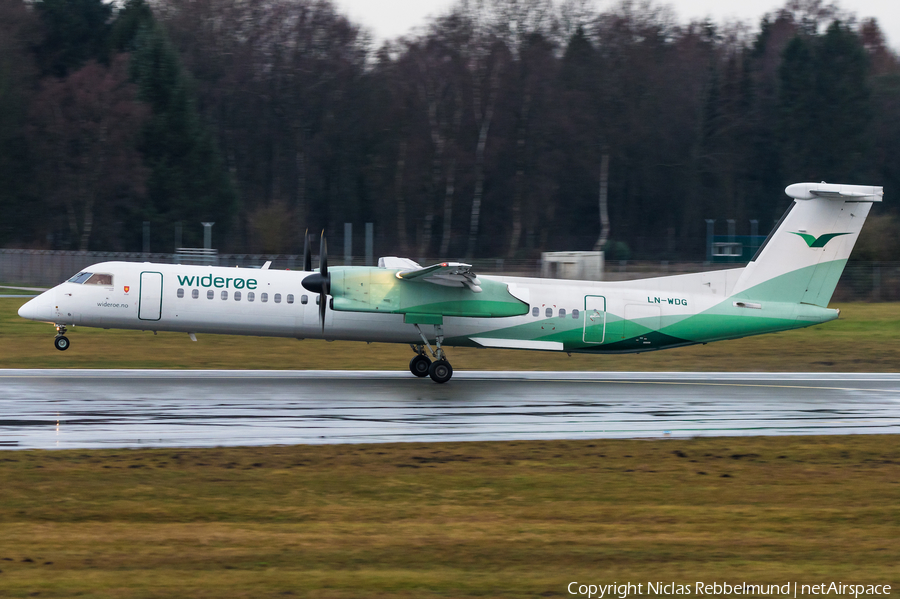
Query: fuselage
[{"left": 18, "top": 260, "right": 838, "bottom": 354}]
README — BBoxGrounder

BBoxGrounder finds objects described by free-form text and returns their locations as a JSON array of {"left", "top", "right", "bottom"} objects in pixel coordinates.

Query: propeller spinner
[{"left": 301, "top": 232, "right": 330, "bottom": 331}]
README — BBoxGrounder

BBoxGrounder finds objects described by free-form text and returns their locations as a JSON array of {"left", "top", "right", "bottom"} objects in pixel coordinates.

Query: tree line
[{"left": 0, "top": 0, "right": 897, "bottom": 260}]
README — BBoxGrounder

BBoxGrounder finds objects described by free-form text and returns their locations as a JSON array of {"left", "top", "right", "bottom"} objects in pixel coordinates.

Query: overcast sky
[{"left": 332, "top": 0, "right": 900, "bottom": 49}]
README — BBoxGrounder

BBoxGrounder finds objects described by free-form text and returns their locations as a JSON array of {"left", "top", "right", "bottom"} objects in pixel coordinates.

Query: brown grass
[{"left": 0, "top": 437, "right": 898, "bottom": 597}]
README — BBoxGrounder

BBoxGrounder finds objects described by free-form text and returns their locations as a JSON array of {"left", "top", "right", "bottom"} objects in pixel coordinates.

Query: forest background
[{"left": 0, "top": 0, "right": 898, "bottom": 261}]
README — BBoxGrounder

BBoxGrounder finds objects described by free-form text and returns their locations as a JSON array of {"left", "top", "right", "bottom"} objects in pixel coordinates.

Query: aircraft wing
[{"left": 396, "top": 262, "right": 482, "bottom": 292}]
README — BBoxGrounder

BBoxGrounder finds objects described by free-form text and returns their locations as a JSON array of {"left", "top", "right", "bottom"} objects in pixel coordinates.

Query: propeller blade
[
  {"left": 302, "top": 231, "right": 330, "bottom": 296},
  {"left": 305, "top": 230, "right": 328, "bottom": 332},
  {"left": 302, "top": 229, "right": 311, "bottom": 272},
  {"left": 319, "top": 231, "right": 328, "bottom": 279}
]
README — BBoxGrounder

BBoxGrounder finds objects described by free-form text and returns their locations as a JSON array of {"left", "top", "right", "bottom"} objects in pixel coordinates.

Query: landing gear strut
[
  {"left": 411, "top": 324, "right": 453, "bottom": 383},
  {"left": 54, "top": 324, "right": 69, "bottom": 351}
]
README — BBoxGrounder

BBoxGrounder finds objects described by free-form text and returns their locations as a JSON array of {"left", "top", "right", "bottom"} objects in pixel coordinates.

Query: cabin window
[
  {"left": 207, "top": 290, "right": 214, "bottom": 300},
  {"left": 234, "top": 291, "right": 241, "bottom": 301},
  {"left": 274, "top": 293, "right": 282, "bottom": 304},
  {"left": 261, "top": 293, "right": 268, "bottom": 303},
  {"left": 559, "top": 308, "right": 566, "bottom": 318},
  {"left": 177, "top": 288, "right": 184, "bottom": 299},
  {"left": 572, "top": 309, "right": 579, "bottom": 319},
  {"left": 192, "top": 289, "right": 199, "bottom": 299},
  {"left": 301, "top": 295, "right": 308, "bottom": 305},
  {"left": 532, "top": 307, "right": 539, "bottom": 317},
  {"left": 287, "top": 294, "right": 294, "bottom": 304},
  {"left": 247, "top": 292, "right": 255, "bottom": 302},
  {"left": 221, "top": 290, "right": 228, "bottom": 300},
  {"left": 68, "top": 272, "right": 92, "bottom": 284},
  {"left": 545, "top": 307, "right": 553, "bottom": 317}
]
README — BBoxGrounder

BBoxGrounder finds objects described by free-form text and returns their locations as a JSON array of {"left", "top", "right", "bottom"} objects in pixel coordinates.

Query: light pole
[{"left": 202, "top": 222, "right": 215, "bottom": 250}]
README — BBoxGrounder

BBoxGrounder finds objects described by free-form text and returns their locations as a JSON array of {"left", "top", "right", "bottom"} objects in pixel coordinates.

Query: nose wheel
[
  {"left": 410, "top": 324, "right": 453, "bottom": 383},
  {"left": 54, "top": 325, "right": 70, "bottom": 351}
]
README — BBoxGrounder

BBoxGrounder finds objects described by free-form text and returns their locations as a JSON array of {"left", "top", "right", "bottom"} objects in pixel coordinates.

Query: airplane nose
[
  {"left": 18, "top": 293, "right": 56, "bottom": 322},
  {"left": 17, "top": 297, "right": 37, "bottom": 319}
]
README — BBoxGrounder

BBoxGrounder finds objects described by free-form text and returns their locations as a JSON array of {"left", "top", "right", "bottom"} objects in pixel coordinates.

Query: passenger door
[
  {"left": 583, "top": 295, "right": 606, "bottom": 344},
  {"left": 138, "top": 271, "right": 163, "bottom": 321}
]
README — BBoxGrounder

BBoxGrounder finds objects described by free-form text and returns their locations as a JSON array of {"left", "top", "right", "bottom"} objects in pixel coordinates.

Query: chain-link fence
[{"left": 1, "top": 249, "right": 897, "bottom": 301}]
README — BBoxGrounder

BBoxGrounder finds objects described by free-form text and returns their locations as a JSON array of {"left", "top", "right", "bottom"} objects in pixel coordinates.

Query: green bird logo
[{"left": 791, "top": 232, "right": 851, "bottom": 248}]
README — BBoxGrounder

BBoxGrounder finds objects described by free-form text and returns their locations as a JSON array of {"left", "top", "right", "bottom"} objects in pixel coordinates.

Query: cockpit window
[
  {"left": 67, "top": 272, "right": 113, "bottom": 285},
  {"left": 68, "top": 272, "right": 92, "bottom": 284},
  {"left": 85, "top": 273, "right": 112, "bottom": 285}
]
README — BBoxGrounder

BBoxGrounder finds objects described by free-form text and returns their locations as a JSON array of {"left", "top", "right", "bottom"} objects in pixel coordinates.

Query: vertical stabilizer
[{"left": 731, "top": 183, "right": 883, "bottom": 306}]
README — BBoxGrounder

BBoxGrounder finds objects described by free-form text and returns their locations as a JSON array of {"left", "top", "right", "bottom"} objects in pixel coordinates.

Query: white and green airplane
[{"left": 18, "top": 182, "right": 882, "bottom": 382}]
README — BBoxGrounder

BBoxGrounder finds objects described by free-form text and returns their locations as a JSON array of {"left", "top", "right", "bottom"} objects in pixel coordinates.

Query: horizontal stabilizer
[{"left": 785, "top": 182, "right": 883, "bottom": 202}]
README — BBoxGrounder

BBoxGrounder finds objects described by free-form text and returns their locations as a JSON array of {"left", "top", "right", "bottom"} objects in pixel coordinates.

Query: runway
[{"left": 1, "top": 370, "right": 899, "bottom": 449}]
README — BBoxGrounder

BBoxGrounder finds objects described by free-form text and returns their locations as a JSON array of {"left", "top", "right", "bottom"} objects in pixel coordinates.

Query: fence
[{"left": 1, "top": 249, "right": 897, "bottom": 301}]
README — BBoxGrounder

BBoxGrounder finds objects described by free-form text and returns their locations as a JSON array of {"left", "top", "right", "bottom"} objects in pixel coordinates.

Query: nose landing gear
[
  {"left": 54, "top": 324, "right": 70, "bottom": 351},
  {"left": 410, "top": 324, "right": 453, "bottom": 383}
]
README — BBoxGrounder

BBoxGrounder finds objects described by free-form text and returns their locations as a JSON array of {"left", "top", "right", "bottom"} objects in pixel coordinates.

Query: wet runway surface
[{"left": 1, "top": 370, "right": 899, "bottom": 449}]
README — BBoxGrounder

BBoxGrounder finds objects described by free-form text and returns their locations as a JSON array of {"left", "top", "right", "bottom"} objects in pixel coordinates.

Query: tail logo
[{"left": 791, "top": 232, "right": 851, "bottom": 248}]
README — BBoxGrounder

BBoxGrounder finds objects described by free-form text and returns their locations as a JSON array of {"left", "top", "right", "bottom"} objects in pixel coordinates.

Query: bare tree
[{"left": 30, "top": 56, "right": 148, "bottom": 250}]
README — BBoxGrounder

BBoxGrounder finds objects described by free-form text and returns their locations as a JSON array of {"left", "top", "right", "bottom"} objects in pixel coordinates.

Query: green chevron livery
[{"left": 791, "top": 232, "right": 851, "bottom": 248}]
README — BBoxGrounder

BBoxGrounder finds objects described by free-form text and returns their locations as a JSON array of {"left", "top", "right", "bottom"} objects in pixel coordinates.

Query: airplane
[{"left": 17, "top": 182, "right": 882, "bottom": 383}]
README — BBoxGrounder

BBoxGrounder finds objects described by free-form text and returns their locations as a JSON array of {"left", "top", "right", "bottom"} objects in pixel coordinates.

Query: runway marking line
[
  {"left": 2, "top": 372, "right": 899, "bottom": 395},
  {"left": 574, "top": 380, "right": 900, "bottom": 393}
]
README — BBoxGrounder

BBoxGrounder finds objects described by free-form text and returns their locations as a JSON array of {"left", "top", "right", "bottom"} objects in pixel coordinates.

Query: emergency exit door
[
  {"left": 583, "top": 295, "right": 606, "bottom": 343},
  {"left": 139, "top": 271, "right": 163, "bottom": 321}
]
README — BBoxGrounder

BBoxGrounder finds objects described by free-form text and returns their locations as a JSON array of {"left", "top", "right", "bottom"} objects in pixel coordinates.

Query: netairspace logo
[{"left": 567, "top": 582, "right": 892, "bottom": 598}]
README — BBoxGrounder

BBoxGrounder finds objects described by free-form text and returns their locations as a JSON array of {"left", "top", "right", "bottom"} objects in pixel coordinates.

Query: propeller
[
  {"left": 302, "top": 229, "right": 312, "bottom": 272},
  {"left": 301, "top": 231, "right": 330, "bottom": 332}
]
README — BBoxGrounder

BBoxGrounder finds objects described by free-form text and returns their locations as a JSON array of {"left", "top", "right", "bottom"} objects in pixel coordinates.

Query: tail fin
[{"left": 732, "top": 182, "right": 883, "bottom": 307}]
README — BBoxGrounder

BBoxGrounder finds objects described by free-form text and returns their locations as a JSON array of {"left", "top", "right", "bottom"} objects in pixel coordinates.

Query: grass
[
  {"left": 2, "top": 299, "right": 898, "bottom": 596},
  {"left": 0, "top": 437, "right": 897, "bottom": 597},
  {"left": 3, "top": 297, "right": 900, "bottom": 370}
]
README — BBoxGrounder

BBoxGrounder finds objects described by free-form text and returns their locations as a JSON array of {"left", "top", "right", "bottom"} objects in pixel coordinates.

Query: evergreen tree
[
  {"left": 33, "top": 0, "right": 112, "bottom": 77},
  {"left": 778, "top": 22, "right": 872, "bottom": 182},
  {"left": 125, "top": 12, "right": 237, "bottom": 250},
  {"left": 0, "top": 0, "right": 39, "bottom": 245},
  {"left": 556, "top": 26, "right": 600, "bottom": 247}
]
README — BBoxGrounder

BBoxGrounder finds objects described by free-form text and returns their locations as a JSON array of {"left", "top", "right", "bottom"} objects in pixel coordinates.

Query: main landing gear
[
  {"left": 54, "top": 324, "right": 70, "bottom": 351},
  {"left": 409, "top": 353, "right": 431, "bottom": 377},
  {"left": 410, "top": 324, "right": 453, "bottom": 384}
]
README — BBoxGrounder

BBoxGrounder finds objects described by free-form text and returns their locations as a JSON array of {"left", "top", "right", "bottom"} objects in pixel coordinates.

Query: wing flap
[{"left": 470, "top": 337, "right": 564, "bottom": 351}]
